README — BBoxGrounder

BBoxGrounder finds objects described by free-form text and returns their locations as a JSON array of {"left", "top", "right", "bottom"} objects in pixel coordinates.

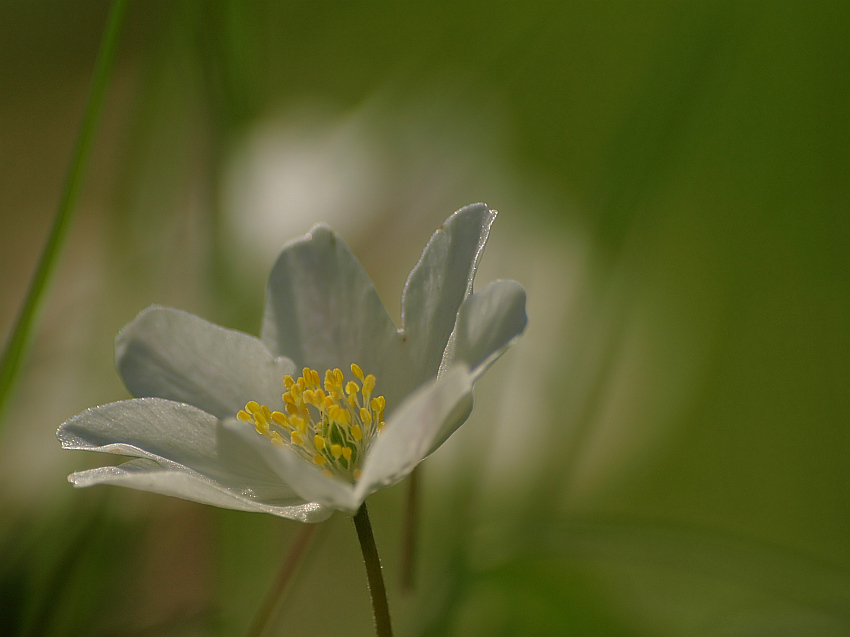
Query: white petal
[
  {"left": 58, "top": 398, "right": 298, "bottom": 500},
  {"left": 261, "top": 225, "right": 411, "bottom": 407},
  {"left": 451, "top": 280, "right": 527, "bottom": 378},
  {"left": 224, "top": 420, "right": 361, "bottom": 513},
  {"left": 70, "top": 459, "right": 332, "bottom": 522},
  {"left": 401, "top": 203, "right": 496, "bottom": 383},
  {"left": 116, "top": 306, "right": 295, "bottom": 419},
  {"left": 355, "top": 364, "right": 474, "bottom": 500}
]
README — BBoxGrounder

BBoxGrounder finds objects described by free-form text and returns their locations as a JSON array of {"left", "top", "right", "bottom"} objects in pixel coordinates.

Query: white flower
[{"left": 58, "top": 204, "right": 526, "bottom": 522}]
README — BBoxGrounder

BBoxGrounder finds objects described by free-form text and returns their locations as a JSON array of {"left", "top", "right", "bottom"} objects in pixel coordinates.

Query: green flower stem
[
  {"left": 354, "top": 503, "right": 394, "bottom": 637},
  {"left": 400, "top": 467, "right": 420, "bottom": 591},
  {"left": 0, "top": 0, "right": 128, "bottom": 427},
  {"left": 245, "top": 522, "right": 321, "bottom": 637}
]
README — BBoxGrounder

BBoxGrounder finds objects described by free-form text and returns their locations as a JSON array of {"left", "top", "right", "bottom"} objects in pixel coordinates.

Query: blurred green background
[{"left": 1, "top": 1, "right": 847, "bottom": 635}]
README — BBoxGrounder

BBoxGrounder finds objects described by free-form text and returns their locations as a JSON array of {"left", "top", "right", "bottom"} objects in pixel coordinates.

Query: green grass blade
[{"left": 0, "top": 0, "right": 129, "bottom": 429}]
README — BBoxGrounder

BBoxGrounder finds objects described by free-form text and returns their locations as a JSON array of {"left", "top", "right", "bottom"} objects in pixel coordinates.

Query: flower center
[{"left": 237, "top": 363, "right": 386, "bottom": 482}]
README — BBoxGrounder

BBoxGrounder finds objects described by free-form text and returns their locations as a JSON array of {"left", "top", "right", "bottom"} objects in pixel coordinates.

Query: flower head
[{"left": 58, "top": 204, "right": 526, "bottom": 522}]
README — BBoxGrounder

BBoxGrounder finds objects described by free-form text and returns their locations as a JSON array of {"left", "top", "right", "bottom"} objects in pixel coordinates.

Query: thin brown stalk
[{"left": 244, "top": 522, "right": 321, "bottom": 637}]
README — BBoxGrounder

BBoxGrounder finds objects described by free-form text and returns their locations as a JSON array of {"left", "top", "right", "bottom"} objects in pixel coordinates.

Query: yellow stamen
[
  {"left": 363, "top": 375, "right": 375, "bottom": 400},
  {"left": 238, "top": 363, "right": 386, "bottom": 483},
  {"left": 290, "top": 416, "right": 306, "bottom": 433}
]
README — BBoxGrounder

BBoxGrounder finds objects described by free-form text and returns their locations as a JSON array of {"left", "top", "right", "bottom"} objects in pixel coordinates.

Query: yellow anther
[
  {"left": 363, "top": 375, "right": 375, "bottom": 400},
  {"left": 377, "top": 421, "right": 385, "bottom": 432},
  {"left": 322, "top": 469, "right": 333, "bottom": 477},
  {"left": 241, "top": 362, "right": 384, "bottom": 483},
  {"left": 371, "top": 396, "right": 385, "bottom": 412}
]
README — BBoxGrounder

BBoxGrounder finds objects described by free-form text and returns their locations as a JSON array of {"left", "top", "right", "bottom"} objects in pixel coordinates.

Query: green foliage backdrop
[{"left": 0, "top": 2, "right": 847, "bottom": 635}]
